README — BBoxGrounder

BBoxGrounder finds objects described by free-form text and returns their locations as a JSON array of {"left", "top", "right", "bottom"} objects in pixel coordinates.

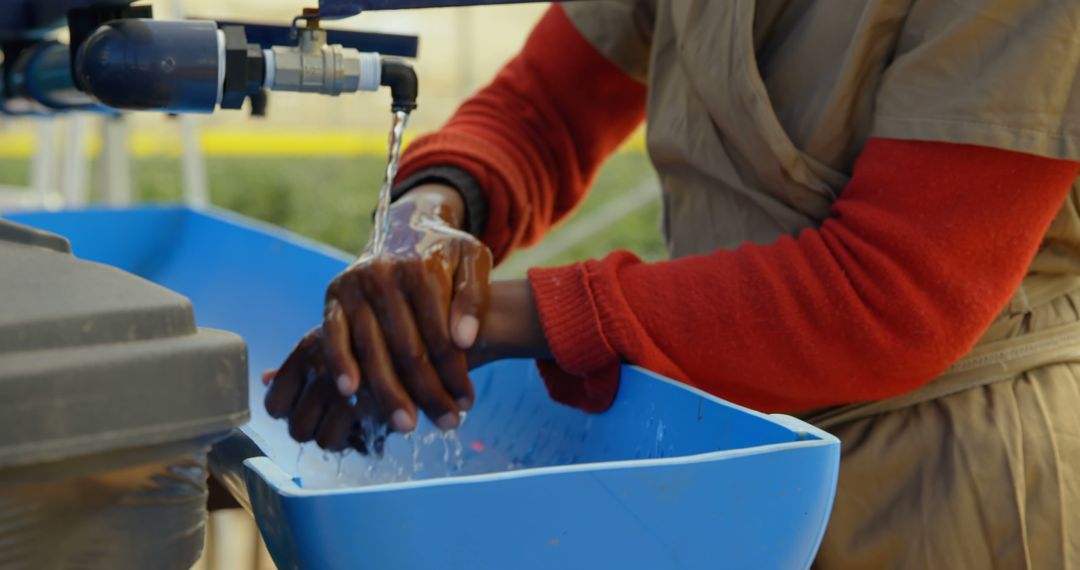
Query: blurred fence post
[
  {"left": 180, "top": 116, "right": 210, "bottom": 207},
  {"left": 99, "top": 114, "right": 132, "bottom": 205},
  {"left": 61, "top": 114, "right": 90, "bottom": 206},
  {"left": 30, "top": 117, "right": 60, "bottom": 207},
  {"left": 168, "top": 0, "right": 211, "bottom": 207}
]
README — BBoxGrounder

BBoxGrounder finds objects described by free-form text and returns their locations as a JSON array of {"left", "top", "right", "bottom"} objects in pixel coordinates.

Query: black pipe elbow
[{"left": 380, "top": 58, "right": 417, "bottom": 113}]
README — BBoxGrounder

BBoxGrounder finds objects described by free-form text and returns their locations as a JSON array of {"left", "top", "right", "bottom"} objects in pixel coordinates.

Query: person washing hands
[{"left": 265, "top": 2, "right": 1080, "bottom": 567}]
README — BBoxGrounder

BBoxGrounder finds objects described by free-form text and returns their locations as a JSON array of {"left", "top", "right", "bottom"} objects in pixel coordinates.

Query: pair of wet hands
[{"left": 263, "top": 192, "right": 493, "bottom": 453}]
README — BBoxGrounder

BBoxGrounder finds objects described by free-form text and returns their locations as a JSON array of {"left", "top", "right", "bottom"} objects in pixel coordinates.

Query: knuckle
[
  {"left": 300, "top": 328, "right": 320, "bottom": 348},
  {"left": 399, "top": 260, "right": 424, "bottom": 284},
  {"left": 338, "top": 272, "right": 367, "bottom": 304},
  {"left": 329, "top": 274, "right": 350, "bottom": 297},
  {"left": 370, "top": 258, "right": 394, "bottom": 277},
  {"left": 389, "top": 263, "right": 410, "bottom": 288},
  {"left": 304, "top": 343, "right": 325, "bottom": 370},
  {"left": 396, "top": 348, "right": 430, "bottom": 374},
  {"left": 326, "top": 275, "right": 343, "bottom": 297},
  {"left": 323, "top": 321, "right": 341, "bottom": 336},
  {"left": 362, "top": 262, "right": 395, "bottom": 295}
]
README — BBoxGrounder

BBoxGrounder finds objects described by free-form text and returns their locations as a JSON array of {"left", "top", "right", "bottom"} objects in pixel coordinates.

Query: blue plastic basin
[{"left": 6, "top": 206, "right": 840, "bottom": 570}]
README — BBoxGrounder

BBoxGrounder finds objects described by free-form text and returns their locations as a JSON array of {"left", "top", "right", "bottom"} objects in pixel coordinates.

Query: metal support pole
[
  {"left": 99, "top": 115, "right": 132, "bottom": 205},
  {"left": 180, "top": 116, "right": 210, "bottom": 207},
  {"left": 30, "top": 117, "right": 59, "bottom": 208},
  {"left": 168, "top": 0, "right": 211, "bottom": 208},
  {"left": 61, "top": 114, "right": 90, "bottom": 206}
]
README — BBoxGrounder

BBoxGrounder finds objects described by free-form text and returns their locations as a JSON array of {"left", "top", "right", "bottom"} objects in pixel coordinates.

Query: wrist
[
  {"left": 394, "top": 183, "right": 466, "bottom": 230},
  {"left": 471, "top": 279, "right": 551, "bottom": 367}
]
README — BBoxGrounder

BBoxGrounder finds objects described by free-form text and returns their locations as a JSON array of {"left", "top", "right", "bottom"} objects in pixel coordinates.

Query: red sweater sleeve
[
  {"left": 395, "top": 5, "right": 646, "bottom": 262},
  {"left": 529, "top": 139, "right": 1080, "bottom": 413}
]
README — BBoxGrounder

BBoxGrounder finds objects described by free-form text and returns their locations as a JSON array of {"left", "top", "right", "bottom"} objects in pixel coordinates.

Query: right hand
[{"left": 264, "top": 183, "right": 493, "bottom": 449}]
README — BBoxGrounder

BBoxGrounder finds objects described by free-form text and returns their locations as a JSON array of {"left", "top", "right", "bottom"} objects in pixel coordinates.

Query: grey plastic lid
[
  {"left": 0, "top": 220, "right": 249, "bottom": 469},
  {"left": 0, "top": 218, "right": 70, "bottom": 254}
]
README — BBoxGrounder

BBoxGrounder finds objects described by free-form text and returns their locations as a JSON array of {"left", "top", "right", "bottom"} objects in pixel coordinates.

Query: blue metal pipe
[
  {"left": 14, "top": 42, "right": 94, "bottom": 109},
  {"left": 0, "top": 40, "right": 105, "bottom": 114},
  {"left": 76, "top": 19, "right": 223, "bottom": 113}
]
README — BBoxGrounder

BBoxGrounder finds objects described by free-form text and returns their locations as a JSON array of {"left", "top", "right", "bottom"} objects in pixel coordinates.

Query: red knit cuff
[
  {"left": 528, "top": 263, "right": 620, "bottom": 374},
  {"left": 528, "top": 263, "right": 622, "bottom": 411},
  {"left": 536, "top": 360, "right": 619, "bottom": 413}
]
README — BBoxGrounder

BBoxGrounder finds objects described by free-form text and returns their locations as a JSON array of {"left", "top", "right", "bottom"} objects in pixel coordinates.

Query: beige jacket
[{"left": 564, "top": 1, "right": 1080, "bottom": 567}]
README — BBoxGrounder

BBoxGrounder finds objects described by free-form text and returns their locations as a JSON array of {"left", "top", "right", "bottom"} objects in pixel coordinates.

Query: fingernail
[
  {"left": 437, "top": 412, "right": 459, "bottom": 431},
  {"left": 454, "top": 315, "right": 479, "bottom": 349},
  {"left": 391, "top": 409, "right": 415, "bottom": 433},
  {"left": 336, "top": 374, "right": 353, "bottom": 396},
  {"left": 457, "top": 397, "right": 473, "bottom": 411}
]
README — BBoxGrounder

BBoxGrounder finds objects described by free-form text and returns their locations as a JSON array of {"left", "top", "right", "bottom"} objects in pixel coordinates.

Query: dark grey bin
[{"left": 0, "top": 219, "right": 249, "bottom": 570}]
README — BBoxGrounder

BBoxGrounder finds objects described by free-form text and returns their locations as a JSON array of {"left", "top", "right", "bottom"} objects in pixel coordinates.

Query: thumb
[
  {"left": 449, "top": 247, "right": 491, "bottom": 350},
  {"left": 452, "top": 313, "right": 480, "bottom": 350}
]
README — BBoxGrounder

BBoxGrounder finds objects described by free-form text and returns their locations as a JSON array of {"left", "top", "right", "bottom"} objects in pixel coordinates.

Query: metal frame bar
[{"left": 319, "top": 0, "right": 564, "bottom": 18}]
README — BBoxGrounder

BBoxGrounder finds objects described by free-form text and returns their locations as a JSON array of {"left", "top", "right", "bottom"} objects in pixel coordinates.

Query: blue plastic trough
[{"left": 7, "top": 206, "right": 839, "bottom": 570}]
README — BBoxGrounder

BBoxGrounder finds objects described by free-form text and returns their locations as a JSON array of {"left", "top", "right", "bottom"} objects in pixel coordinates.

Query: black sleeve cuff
[{"left": 391, "top": 166, "right": 489, "bottom": 238}]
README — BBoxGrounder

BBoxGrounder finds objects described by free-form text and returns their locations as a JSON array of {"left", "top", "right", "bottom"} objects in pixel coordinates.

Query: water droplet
[
  {"left": 411, "top": 435, "right": 422, "bottom": 474},
  {"left": 454, "top": 440, "right": 465, "bottom": 472},
  {"left": 335, "top": 451, "right": 348, "bottom": 480}
]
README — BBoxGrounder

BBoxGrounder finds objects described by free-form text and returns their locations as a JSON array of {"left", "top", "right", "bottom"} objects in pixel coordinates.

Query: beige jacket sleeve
[
  {"left": 561, "top": 0, "right": 656, "bottom": 83},
  {"left": 872, "top": 0, "right": 1080, "bottom": 160}
]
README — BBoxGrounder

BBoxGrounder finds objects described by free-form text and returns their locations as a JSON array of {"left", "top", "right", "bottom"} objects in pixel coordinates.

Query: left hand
[
  {"left": 262, "top": 327, "right": 359, "bottom": 451},
  {"left": 264, "top": 280, "right": 552, "bottom": 453}
]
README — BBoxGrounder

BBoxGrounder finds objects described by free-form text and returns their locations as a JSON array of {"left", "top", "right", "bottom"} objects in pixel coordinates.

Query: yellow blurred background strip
[{"left": 0, "top": 129, "right": 646, "bottom": 159}]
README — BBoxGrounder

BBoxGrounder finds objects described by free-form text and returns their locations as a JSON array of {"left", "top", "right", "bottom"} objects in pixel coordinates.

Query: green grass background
[{"left": 0, "top": 152, "right": 667, "bottom": 275}]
